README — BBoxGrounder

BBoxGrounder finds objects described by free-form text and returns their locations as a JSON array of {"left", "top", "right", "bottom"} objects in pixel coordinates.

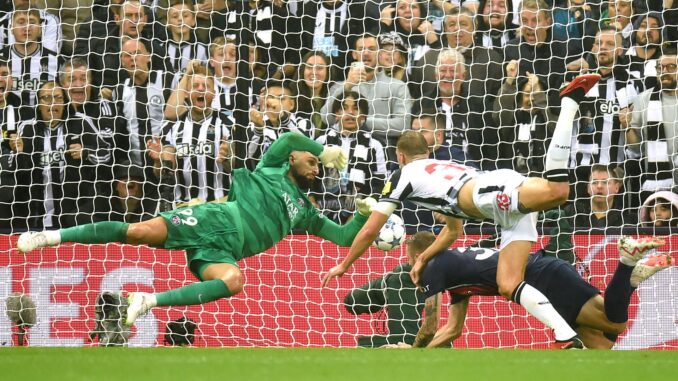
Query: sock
[
  {"left": 155, "top": 279, "right": 232, "bottom": 306},
  {"left": 603, "top": 263, "right": 635, "bottom": 323},
  {"left": 544, "top": 97, "right": 579, "bottom": 181},
  {"left": 513, "top": 282, "right": 578, "bottom": 341},
  {"left": 60, "top": 221, "right": 129, "bottom": 244}
]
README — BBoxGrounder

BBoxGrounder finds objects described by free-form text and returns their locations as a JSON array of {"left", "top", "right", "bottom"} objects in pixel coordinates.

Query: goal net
[{"left": 0, "top": 0, "right": 676, "bottom": 348}]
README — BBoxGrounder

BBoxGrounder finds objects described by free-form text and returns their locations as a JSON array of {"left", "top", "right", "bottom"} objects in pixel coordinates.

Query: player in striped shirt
[{"left": 323, "top": 74, "right": 603, "bottom": 349}]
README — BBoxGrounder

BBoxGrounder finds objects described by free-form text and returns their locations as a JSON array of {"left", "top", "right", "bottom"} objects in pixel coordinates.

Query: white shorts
[{"left": 471, "top": 169, "right": 538, "bottom": 248}]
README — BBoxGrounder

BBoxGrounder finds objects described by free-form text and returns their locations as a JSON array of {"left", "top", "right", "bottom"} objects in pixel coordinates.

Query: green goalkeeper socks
[
  {"left": 60, "top": 221, "right": 129, "bottom": 244},
  {"left": 155, "top": 279, "right": 232, "bottom": 306}
]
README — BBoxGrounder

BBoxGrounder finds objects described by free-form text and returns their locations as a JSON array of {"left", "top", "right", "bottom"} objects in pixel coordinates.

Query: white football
[{"left": 373, "top": 214, "right": 406, "bottom": 251}]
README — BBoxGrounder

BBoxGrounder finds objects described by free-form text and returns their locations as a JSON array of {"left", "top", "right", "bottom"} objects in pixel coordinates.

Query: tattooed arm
[
  {"left": 412, "top": 294, "right": 441, "bottom": 348},
  {"left": 426, "top": 298, "right": 470, "bottom": 348}
]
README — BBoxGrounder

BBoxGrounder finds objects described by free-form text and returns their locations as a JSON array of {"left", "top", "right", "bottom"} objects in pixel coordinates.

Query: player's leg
[
  {"left": 497, "top": 240, "right": 579, "bottom": 343},
  {"left": 543, "top": 74, "right": 601, "bottom": 182},
  {"left": 126, "top": 261, "right": 243, "bottom": 325},
  {"left": 16, "top": 218, "right": 169, "bottom": 253},
  {"left": 576, "top": 326, "right": 615, "bottom": 349},
  {"left": 575, "top": 237, "right": 670, "bottom": 341},
  {"left": 511, "top": 75, "right": 602, "bottom": 214}
]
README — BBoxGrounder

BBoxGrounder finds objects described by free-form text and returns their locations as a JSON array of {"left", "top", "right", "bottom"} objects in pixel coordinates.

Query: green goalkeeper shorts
[{"left": 160, "top": 202, "right": 244, "bottom": 280}]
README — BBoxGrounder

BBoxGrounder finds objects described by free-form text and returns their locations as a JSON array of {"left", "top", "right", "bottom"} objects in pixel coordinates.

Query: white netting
[{"left": 0, "top": 0, "right": 677, "bottom": 348}]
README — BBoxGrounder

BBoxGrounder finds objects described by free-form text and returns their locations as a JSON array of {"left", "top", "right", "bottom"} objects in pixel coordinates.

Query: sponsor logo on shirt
[
  {"left": 176, "top": 142, "right": 214, "bottom": 158},
  {"left": 40, "top": 149, "right": 65, "bottom": 166},
  {"left": 283, "top": 192, "right": 299, "bottom": 221}
]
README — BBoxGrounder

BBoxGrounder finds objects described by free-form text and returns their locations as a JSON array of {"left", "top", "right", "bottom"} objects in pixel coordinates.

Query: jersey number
[
  {"left": 424, "top": 162, "right": 467, "bottom": 180},
  {"left": 178, "top": 208, "right": 198, "bottom": 226},
  {"left": 458, "top": 246, "right": 495, "bottom": 260}
]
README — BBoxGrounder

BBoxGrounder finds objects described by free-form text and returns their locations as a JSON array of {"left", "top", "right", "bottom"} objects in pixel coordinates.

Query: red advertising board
[{"left": 0, "top": 234, "right": 676, "bottom": 349}]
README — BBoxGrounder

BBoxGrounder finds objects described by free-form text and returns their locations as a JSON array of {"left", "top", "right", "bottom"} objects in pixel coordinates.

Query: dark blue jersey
[{"left": 421, "top": 248, "right": 567, "bottom": 303}]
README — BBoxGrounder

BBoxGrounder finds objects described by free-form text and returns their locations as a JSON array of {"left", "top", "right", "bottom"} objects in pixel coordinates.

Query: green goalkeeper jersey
[{"left": 228, "top": 132, "right": 367, "bottom": 258}]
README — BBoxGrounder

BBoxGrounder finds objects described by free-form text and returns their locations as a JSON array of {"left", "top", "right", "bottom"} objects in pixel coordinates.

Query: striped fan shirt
[
  {"left": 161, "top": 112, "right": 233, "bottom": 202},
  {"left": 6, "top": 45, "right": 58, "bottom": 107}
]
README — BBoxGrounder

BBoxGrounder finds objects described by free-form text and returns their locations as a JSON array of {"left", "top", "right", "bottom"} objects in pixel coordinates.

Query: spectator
[
  {"left": 626, "top": 12, "right": 664, "bottom": 91},
  {"left": 543, "top": 164, "right": 634, "bottom": 264},
  {"left": 113, "top": 38, "right": 173, "bottom": 169},
  {"left": 606, "top": 0, "right": 635, "bottom": 48},
  {"left": 414, "top": 48, "right": 492, "bottom": 169},
  {"left": 551, "top": 0, "right": 599, "bottom": 57},
  {"left": 344, "top": 230, "right": 427, "bottom": 347},
  {"left": 626, "top": 49, "right": 678, "bottom": 200},
  {"left": 162, "top": 0, "right": 208, "bottom": 75},
  {"left": 159, "top": 63, "right": 233, "bottom": 204},
  {"left": 570, "top": 26, "right": 641, "bottom": 198},
  {"left": 17, "top": 82, "right": 91, "bottom": 228},
  {"left": 60, "top": 57, "right": 122, "bottom": 204},
  {"left": 410, "top": 112, "right": 455, "bottom": 162},
  {"left": 312, "top": 91, "right": 387, "bottom": 223},
  {"left": 503, "top": 0, "right": 572, "bottom": 109},
  {"left": 88, "top": 0, "right": 169, "bottom": 90},
  {"left": 247, "top": 79, "right": 313, "bottom": 169},
  {"left": 0, "top": 0, "right": 62, "bottom": 54},
  {"left": 298, "top": 0, "right": 379, "bottom": 81},
  {"left": 205, "top": 37, "right": 253, "bottom": 119},
  {"left": 0, "top": 52, "right": 28, "bottom": 229},
  {"left": 378, "top": 32, "right": 409, "bottom": 82},
  {"left": 475, "top": 0, "right": 517, "bottom": 53},
  {"left": 321, "top": 33, "right": 412, "bottom": 163},
  {"left": 493, "top": 69, "right": 556, "bottom": 174},
  {"left": 410, "top": 7, "right": 503, "bottom": 112},
  {"left": 294, "top": 51, "right": 334, "bottom": 135},
  {"left": 640, "top": 190, "right": 678, "bottom": 228},
  {"left": 75, "top": 161, "right": 156, "bottom": 224},
  {"left": 74, "top": 0, "right": 123, "bottom": 59},
  {"left": 4, "top": 5, "right": 59, "bottom": 108},
  {"left": 379, "top": 0, "right": 441, "bottom": 69},
  {"left": 157, "top": 0, "right": 227, "bottom": 43}
]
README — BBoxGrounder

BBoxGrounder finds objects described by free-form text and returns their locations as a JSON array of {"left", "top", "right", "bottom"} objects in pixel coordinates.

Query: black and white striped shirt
[
  {"left": 165, "top": 40, "right": 208, "bottom": 73},
  {"left": 0, "top": 10, "right": 61, "bottom": 53},
  {"left": 161, "top": 112, "right": 232, "bottom": 202},
  {"left": 6, "top": 45, "right": 59, "bottom": 107}
]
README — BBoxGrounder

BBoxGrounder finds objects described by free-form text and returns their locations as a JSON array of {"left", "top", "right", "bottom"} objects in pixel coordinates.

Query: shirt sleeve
[
  {"left": 305, "top": 209, "right": 368, "bottom": 247},
  {"left": 257, "top": 132, "right": 324, "bottom": 169},
  {"left": 379, "top": 168, "right": 410, "bottom": 204}
]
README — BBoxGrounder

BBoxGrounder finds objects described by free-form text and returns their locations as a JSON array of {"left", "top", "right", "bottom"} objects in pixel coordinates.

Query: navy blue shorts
[{"left": 525, "top": 254, "right": 601, "bottom": 327}]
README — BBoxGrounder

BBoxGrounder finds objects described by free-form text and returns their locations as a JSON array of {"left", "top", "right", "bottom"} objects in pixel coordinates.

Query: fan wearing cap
[
  {"left": 626, "top": 12, "right": 665, "bottom": 91},
  {"left": 378, "top": 32, "right": 409, "bottom": 82}
]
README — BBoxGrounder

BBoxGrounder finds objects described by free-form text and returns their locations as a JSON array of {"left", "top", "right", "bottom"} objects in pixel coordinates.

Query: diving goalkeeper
[{"left": 17, "top": 133, "right": 376, "bottom": 326}]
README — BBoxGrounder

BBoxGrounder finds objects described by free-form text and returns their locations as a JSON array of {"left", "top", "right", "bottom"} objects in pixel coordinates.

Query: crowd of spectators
[{"left": 0, "top": 0, "right": 677, "bottom": 241}]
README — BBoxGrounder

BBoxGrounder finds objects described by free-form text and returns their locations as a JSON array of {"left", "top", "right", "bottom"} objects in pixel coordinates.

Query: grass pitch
[{"left": 0, "top": 347, "right": 674, "bottom": 381}]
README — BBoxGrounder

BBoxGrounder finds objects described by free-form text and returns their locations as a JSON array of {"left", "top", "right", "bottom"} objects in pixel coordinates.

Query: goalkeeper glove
[
  {"left": 355, "top": 197, "right": 377, "bottom": 216},
  {"left": 319, "top": 146, "right": 348, "bottom": 170}
]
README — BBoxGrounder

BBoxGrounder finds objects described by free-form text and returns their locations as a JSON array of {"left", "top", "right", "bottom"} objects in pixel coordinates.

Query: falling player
[
  {"left": 322, "top": 74, "right": 602, "bottom": 348},
  {"left": 16, "top": 132, "right": 376, "bottom": 325},
  {"left": 393, "top": 231, "right": 672, "bottom": 349}
]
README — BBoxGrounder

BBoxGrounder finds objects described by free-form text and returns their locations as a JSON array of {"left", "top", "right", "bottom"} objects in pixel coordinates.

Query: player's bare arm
[
  {"left": 426, "top": 299, "right": 469, "bottom": 348},
  {"left": 412, "top": 293, "right": 441, "bottom": 348},
  {"left": 410, "top": 216, "right": 462, "bottom": 286},
  {"left": 320, "top": 210, "right": 390, "bottom": 287}
]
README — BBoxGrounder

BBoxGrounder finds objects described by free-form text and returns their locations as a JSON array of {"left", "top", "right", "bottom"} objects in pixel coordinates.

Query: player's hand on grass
[
  {"left": 356, "top": 197, "right": 377, "bottom": 216},
  {"left": 381, "top": 342, "right": 413, "bottom": 349},
  {"left": 321, "top": 264, "right": 348, "bottom": 287},
  {"left": 319, "top": 146, "right": 347, "bottom": 170}
]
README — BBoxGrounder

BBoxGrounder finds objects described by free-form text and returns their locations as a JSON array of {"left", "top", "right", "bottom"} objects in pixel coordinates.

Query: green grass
[{"left": 0, "top": 348, "right": 674, "bottom": 381}]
